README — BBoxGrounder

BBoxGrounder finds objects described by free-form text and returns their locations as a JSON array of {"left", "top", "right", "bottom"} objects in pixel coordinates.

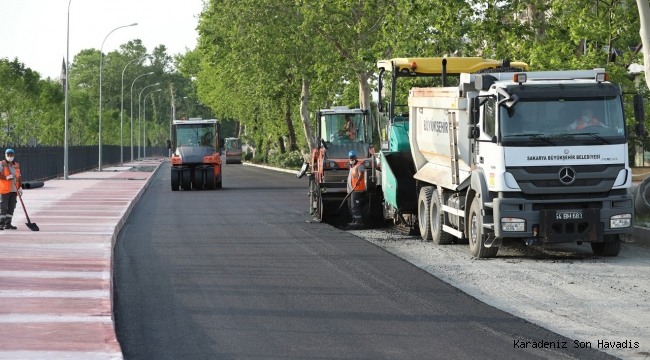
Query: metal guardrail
[{"left": 2, "top": 145, "right": 168, "bottom": 182}]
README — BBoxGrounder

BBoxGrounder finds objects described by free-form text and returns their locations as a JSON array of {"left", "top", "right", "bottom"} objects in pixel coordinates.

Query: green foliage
[
  {"left": 268, "top": 150, "right": 304, "bottom": 169},
  {"left": 252, "top": 153, "right": 266, "bottom": 164},
  {"left": 3, "top": 0, "right": 649, "bottom": 157},
  {"left": 244, "top": 152, "right": 253, "bottom": 161}
]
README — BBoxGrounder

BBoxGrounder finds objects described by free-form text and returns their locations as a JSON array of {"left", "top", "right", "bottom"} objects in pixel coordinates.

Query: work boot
[
  {"left": 346, "top": 218, "right": 363, "bottom": 229},
  {"left": 4, "top": 220, "right": 16, "bottom": 230},
  {"left": 0, "top": 218, "right": 5, "bottom": 230}
]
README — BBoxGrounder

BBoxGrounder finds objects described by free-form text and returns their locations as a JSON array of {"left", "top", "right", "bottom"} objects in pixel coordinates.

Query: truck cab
[{"left": 376, "top": 57, "right": 642, "bottom": 257}]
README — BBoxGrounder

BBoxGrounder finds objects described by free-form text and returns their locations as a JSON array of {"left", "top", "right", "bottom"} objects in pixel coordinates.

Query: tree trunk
[
  {"left": 357, "top": 71, "right": 372, "bottom": 110},
  {"left": 300, "top": 78, "right": 317, "bottom": 153},
  {"left": 278, "top": 136, "right": 286, "bottom": 153},
  {"left": 527, "top": 1, "right": 546, "bottom": 42},
  {"left": 638, "top": 0, "right": 650, "bottom": 88},
  {"left": 284, "top": 92, "right": 298, "bottom": 151},
  {"left": 235, "top": 121, "right": 241, "bottom": 137}
]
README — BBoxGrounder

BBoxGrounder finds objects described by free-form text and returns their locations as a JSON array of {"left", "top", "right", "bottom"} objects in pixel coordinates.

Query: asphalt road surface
[{"left": 113, "top": 161, "right": 616, "bottom": 360}]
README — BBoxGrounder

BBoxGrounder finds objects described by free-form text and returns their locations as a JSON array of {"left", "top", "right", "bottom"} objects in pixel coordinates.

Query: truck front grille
[
  {"left": 530, "top": 179, "right": 601, "bottom": 187},
  {"left": 506, "top": 164, "right": 623, "bottom": 194}
]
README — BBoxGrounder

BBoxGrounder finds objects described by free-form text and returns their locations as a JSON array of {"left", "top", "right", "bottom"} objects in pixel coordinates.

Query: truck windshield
[
  {"left": 499, "top": 96, "right": 626, "bottom": 146},
  {"left": 321, "top": 113, "right": 367, "bottom": 144},
  {"left": 176, "top": 124, "right": 214, "bottom": 147},
  {"left": 225, "top": 139, "right": 240, "bottom": 151}
]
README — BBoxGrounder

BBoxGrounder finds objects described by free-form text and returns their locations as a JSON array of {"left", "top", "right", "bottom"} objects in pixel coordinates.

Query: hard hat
[
  {"left": 5, "top": 148, "right": 14, "bottom": 154},
  {"left": 348, "top": 151, "right": 356, "bottom": 158}
]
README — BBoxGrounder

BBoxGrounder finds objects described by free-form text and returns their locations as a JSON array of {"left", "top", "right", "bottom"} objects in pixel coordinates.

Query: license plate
[{"left": 556, "top": 211, "right": 583, "bottom": 220}]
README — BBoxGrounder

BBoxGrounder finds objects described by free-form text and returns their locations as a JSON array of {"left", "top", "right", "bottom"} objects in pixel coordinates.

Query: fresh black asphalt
[{"left": 113, "top": 161, "right": 616, "bottom": 360}]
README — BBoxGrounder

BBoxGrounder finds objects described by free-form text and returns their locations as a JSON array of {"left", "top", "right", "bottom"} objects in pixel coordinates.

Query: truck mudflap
[{"left": 539, "top": 209, "right": 602, "bottom": 243}]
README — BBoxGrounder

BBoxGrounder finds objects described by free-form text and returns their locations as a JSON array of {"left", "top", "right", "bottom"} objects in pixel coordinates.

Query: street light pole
[
  {"left": 130, "top": 72, "right": 154, "bottom": 163},
  {"left": 170, "top": 96, "right": 188, "bottom": 157},
  {"left": 99, "top": 22, "right": 137, "bottom": 171},
  {"left": 143, "top": 89, "right": 161, "bottom": 158},
  {"left": 138, "top": 83, "right": 160, "bottom": 159},
  {"left": 121, "top": 55, "right": 150, "bottom": 166},
  {"left": 64, "top": 0, "right": 72, "bottom": 180}
]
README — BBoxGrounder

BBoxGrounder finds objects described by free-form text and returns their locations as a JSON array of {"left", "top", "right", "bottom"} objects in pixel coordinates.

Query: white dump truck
[{"left": 377, "top": 57, "right": 644, "bottom": 258}]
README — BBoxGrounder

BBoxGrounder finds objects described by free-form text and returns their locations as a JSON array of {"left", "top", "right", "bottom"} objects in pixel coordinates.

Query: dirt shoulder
[{"left": 350, "top": 229, "right": 650, "bottom": 360}]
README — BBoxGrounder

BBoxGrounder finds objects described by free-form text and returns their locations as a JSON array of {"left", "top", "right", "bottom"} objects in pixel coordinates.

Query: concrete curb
[
  {"left": 109, "top": 160, "right": 165, "bottom": 325},
  {"left": 242, "top": 161, "right": 300, "bottom": 176}
]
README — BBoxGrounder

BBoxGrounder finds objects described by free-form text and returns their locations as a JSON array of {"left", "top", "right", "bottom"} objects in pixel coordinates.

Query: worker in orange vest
[
  {"left": 339, "top": 115, "right": 357, "bottom": 141},
  {"left": 346, "top": 151, "right": 365, "bottom": 228},
  {"left": 567, "top": 108, "right": 606, "bottom": 131},
  {"left": 0, "top": 149, "right": 22, "bottom": 230}
]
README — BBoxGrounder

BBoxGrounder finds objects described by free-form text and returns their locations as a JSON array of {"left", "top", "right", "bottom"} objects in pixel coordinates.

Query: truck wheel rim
[
  {"left": 471, "top": 215, "right": 478, "bottom": 245},
  {"left": 419, "top": 199, "right": 426, "bottom": 228}
]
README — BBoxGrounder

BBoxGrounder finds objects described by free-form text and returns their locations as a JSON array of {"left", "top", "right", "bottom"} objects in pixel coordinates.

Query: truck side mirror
[
  {"left": 166, "top": 139, "right": 172, "bottom": 149},
  {"left": 296, "top": 162, "right": 310, "bottom": 179},
  {"left": 634, "top": 94, "right": 645, "bottom": 122}
]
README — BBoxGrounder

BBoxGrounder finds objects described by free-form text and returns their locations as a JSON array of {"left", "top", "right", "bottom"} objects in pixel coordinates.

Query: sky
[{"left": 0, "top": 0, "right": 206, "bottom": 80}]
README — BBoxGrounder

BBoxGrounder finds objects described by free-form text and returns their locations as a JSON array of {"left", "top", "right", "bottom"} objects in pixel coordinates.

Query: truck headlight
[
  {"left": 610, "top": 214, "right": 631, "bottom": 229},
  {"left": 501, "top": 218, "right": 525, "bottom": 232}
]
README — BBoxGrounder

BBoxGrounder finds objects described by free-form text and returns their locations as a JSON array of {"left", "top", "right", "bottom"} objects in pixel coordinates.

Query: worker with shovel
[
  {"left": 346, "top": 151, "right": 365, "bottom": 229},
  {"left": 0, "top": 149, "right": 21, "bottom": 230}
]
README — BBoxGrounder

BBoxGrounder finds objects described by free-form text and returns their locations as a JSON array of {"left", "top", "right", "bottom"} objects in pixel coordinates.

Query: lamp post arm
[
  {"left": 138, "top": 82, "right": 159, "bottom": 159},
  {"left": 130, "top": 72, "right": 153, "bottom": 162},
  {"left": 99, "top": 22, "right": 137, "bottom": 171},
  {"left": 143, "top": 89, "right": 160, "bottom": 158},
  {"left": 121, "top": 56, "right": 148, "bottom": 165}
]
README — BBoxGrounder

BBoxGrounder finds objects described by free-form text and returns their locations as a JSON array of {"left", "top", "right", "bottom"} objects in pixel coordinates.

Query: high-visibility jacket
[
  {"left": 0, "top": 160, "right": 20, "bottom": 194},
  {"left": 347, "top": 161, "right": 366, "bottom": 192},
  {"left": 569, "top": 117, "right": 604, "bottom": 131}
]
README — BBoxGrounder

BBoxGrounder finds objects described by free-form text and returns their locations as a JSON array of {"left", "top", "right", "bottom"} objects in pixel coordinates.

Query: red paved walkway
[{"left": 0, "top": 159, "right": 163, "bottom": 360}]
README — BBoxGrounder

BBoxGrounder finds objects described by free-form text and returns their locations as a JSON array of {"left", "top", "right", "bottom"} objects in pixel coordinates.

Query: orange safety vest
[
  {"left": 0, "top": 160, "right": 20, "bottom": 194},
  {"left": 347, "top": 162, "right": 366, "bottom": 192},
  {"left": 572, "top": 118, "right": 602, "bottom": 130}
]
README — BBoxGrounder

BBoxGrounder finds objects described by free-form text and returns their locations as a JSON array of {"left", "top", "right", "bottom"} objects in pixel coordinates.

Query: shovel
[
  {"left": 13, "top": 179, "right": 38, "bottom": 231},
  {"left": 335, "top": 181, "right": 360, "bottom": 215}
]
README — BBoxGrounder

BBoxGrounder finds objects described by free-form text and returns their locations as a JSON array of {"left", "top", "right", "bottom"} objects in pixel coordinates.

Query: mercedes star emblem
[{"left": 558, "top": 166, "right": 576, "bottom": 185}]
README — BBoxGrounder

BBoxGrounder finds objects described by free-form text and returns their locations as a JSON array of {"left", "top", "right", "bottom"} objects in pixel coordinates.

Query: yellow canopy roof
[{"left": 377, "top": 57, "right": 529, "bottom": 75}]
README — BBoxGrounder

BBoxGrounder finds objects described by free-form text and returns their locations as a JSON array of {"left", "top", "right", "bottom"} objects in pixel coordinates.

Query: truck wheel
[
  {"left": 591, "top": 236, "right": 621, "bottom": 256},
  {"left": 205, "top": 167, "right": 215, "bottom": 190},
  {"left": 418, "top": 187, "right": 433, "bottom": 241},
  {"left": 468, "top": 197, "right": 498, "bottom": 258},
  {"left": 313, "top": 191, "right": 325, "bottom": 222},
  {"left": 181, "top": 168, "right": 192, "bottom": 191},
  {"left": 171, "top": 168, "right": 179, "bottom": 191},
  {"left": 193, "top": 168, "right": 204, "bottom": 190},
  {"left": 430, "top": 189, "right": 454, "bottom": 245}
]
